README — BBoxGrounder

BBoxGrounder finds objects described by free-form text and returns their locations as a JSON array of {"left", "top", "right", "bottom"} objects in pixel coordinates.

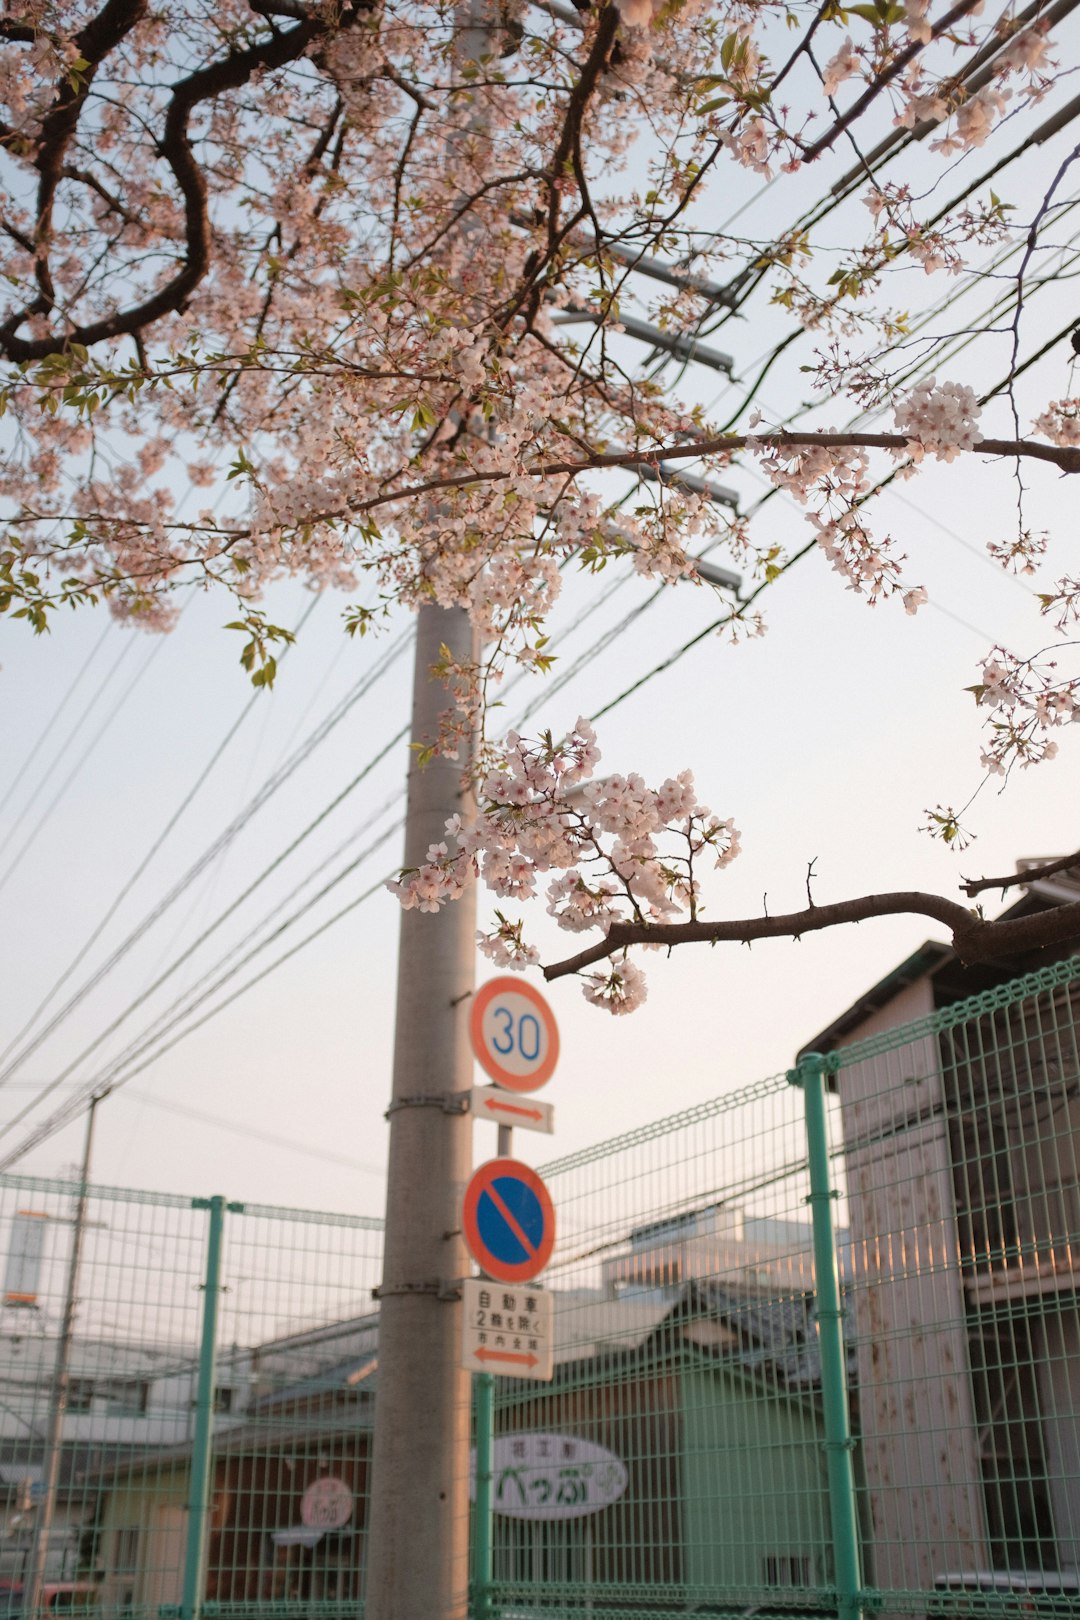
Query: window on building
[
  {"left": 764, "top": 1555, "right": 811, "bottom": 1588},
  {"left": 113, "top": 1527, "right": 139, "bottom": 1574},
  {"left": 101, "top": 1380, "right": 149, "bottom": 1415},
  {"left": 213, "top": 1387, "right": 233, "bottom": 1414},
  {"left": 66, "top": 1379, "right": 94, "bottom": 1413}
]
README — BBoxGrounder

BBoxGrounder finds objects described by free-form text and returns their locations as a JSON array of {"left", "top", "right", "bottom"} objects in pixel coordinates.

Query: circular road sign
[
  {"left": 463, "top": 1158, "right": 556, "bottom": 1284},
  {"left": 470, "top": 977, "right": 560, "bottom": 1093},
  {"left": 300, "top": 1476, "right": 353, "bottom": 1531}
]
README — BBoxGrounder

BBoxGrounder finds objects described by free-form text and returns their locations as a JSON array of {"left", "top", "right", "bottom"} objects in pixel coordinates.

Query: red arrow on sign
[
  {"left": 471, "top": 1088, "right": 554, "bottom": 1135},
  {"left": 474, "top": 1347, "right": 539, "bottom": 1368},
  {"left": 481, "top": 1098, "right": 544, "bottom": 1122}
]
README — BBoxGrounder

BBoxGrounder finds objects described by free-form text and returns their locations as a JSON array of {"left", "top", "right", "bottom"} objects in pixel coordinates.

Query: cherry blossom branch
[
  {"left": 542, "top": 890, "right": 1080, "bottom": 979},
  {"left": 10, "top": 426, "right": 1077, "bottom": 560},
  {"left": 344, "top": 429, "right": 1080, "bottom": 518},
  {"left": 0, "top": 5, "right": 366, "bottom": 362},
  {"left": 19, "top": 0, "right": 149, "bottom": 329},
  {"left": 799, "top": 0, "right": 985, "bottom": 162}
]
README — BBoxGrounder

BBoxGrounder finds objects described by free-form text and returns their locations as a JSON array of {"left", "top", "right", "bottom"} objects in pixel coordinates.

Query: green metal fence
[
  {"left": 0, "top": 1179, "right": 383, "bottom": 1620},
  {"left": 472, "top": 954, "right": 1080, "bottom": 1620},
  {"left": 824, "top": 957, "right": 1080, "bottom": 1620},
  {"left": 5, "top": 954, "right": 1080, "bottom": 1620}
]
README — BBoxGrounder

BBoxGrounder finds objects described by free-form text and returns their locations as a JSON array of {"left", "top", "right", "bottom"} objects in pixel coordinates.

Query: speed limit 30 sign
[{"left": 470, "top": 977, "right": 559, "bottom": 1093}]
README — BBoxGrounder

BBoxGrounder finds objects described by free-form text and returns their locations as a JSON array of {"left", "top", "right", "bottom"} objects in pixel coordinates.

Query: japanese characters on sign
[
  {"left": 300, "top": 1476, "right": 354, "bottom": 1530},
  {"left": 469, "top": 1431, "right": 628, "bottom": 1520},
  {"left": 461, "top": 1275, "right": 553, "bottom": 1381}
]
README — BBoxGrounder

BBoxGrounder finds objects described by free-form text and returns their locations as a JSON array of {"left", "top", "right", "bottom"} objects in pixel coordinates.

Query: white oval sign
[
  {"left": 469, "top": 1432, "right": 627, "bottom": 1520},
  {"left": 300, "top": 1476, "right": 353, "bottom": 1530}
]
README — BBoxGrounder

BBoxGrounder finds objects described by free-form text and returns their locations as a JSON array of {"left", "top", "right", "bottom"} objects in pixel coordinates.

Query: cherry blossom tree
[{"left": 4, "top": 0, "right": 1080, "bottom": 1003}]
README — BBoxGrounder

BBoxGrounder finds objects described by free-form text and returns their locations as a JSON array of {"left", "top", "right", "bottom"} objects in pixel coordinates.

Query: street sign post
[
  {"left": 470, "top": 1087, "right": 554, "bottom": 1135},
  {"left": 461, "top": 1277, "right": 553, "bottom": 1379},
  {"left": 462, "top": 1157, "right": 556, "bottom": 1284},
  {"left": 470, "top": 977, "right": 560, "bottom": 1092}
]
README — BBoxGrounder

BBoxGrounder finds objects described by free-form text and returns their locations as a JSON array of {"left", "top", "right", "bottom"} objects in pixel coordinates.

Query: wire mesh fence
[
  {"left": 3, "top": 953, "right": 1080, "bottom": 1620},
  {"left": 825, "top": 956, "right": 1080, "bottom": 1620},
  {"left": 0, "top": 1180, "right": 383, "bottom": 1620},
  {"left": 475, "top": 1071, "right": 836, "bottom": 1620}
]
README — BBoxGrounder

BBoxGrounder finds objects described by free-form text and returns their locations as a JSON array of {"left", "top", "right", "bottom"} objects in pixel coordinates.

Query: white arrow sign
[
  {"left": 471, "top": 1087, "right": 554, "bottom": 1135},
  {"left": 462, "top": 1277, "right": 554, "bottom": 1380}
]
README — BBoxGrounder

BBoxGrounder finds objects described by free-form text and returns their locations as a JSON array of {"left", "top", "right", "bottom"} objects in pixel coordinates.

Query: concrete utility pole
[
  {"left": 366, "top": 601, "right": 478, "bottom": 1620},
  {"left": 364, "top": 9, "right": 743, "bottom": 1605}
]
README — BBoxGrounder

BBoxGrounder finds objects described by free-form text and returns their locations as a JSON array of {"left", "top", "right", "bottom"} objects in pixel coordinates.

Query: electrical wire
[
  {"left": 0, "top": 592, "right": 325, "bottom": 1072},
  {"left": 0, "top": 615, "right": 115, "bottom": 817},
  {"left": 60, "top": 783, "right": 408, "bottom": 1099},
  {"left": 0, "top": 627, "right": 411, "bottom": 1090},
  {"left": 0, "top": 858, "right": 400, "bottom": 1169},
  {"left": 0, "top": 632, "right": 139, "bottom": 861},
  {"left": 112, "top": 1090, "right": 387, "bottom": 1176},
  {"left": 0, "top": 724, "right": 409, "bottom": 1125}
]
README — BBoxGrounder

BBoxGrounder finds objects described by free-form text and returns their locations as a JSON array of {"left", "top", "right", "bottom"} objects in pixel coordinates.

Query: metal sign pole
[
  {"left": 791, "top": 1054, "right": 863, "bottom": 1620},
  {"left": 473, "top": 1372, "right": 495, "bottom": 1620},
  {"left": 182, "top": 1194, "right": 227, "bottom": 1620}
]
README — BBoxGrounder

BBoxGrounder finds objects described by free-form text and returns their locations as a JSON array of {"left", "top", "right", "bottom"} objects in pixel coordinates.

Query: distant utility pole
[
  {"left": 24, "top": 1093, "right": 100, "bottom": 1619},
  {"left": 366, "top": 601, "right": 478, "bottom": 1620}
]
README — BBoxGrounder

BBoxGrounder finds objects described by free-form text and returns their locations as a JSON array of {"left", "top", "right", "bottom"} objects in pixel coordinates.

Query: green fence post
[
  {"left": 473, "top": 1372, "right": 494, "bottom": 1620},
  {"left": 182, "top": 1196, "right": 227, "bottom": 1620},
  {"left": 791, "top": 1054, "right": 863, "bottom": 1620}
]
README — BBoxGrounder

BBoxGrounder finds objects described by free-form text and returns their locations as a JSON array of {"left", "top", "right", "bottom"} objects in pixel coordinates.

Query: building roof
[
  {"left": 677, "top": 1279, "right": 824, "bottom": 1389},
  {"left": 797, "top": 940, "right": 952, "bottom": 1060},
  {"left": 797, "top": 865, "right": 1080, "bottom": 1060}
]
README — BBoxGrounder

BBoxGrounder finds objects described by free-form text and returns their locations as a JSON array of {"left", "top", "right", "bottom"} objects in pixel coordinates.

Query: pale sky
[{"left": 3, "top": 16, "right": 1080, "bottom": 1218}]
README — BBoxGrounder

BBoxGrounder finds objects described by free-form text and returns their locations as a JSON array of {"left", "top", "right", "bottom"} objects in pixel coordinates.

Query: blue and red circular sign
[{"left": 463, "top": 1158, "right": 556, "bottom": 1284}]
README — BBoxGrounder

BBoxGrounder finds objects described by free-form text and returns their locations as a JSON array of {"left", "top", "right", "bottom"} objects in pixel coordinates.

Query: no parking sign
[{"left": 462, "top": 1158, "right": 556, "bottom": 1284}]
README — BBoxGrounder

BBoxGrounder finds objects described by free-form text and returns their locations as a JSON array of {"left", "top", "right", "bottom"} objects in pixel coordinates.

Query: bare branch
[
  {"left": 542, "top": 891, "right": 1080, "bottom": 981},
  {"left": 962, "top": 850, "right": 1080, "bottom": 897}
]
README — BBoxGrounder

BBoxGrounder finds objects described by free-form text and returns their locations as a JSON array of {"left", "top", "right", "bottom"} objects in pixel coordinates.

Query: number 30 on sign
[{"left": 470, "top": 977, "right": 559, "bottom": 1093}]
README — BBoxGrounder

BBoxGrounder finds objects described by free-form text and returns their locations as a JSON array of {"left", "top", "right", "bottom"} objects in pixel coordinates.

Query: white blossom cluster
[
  {"left": 388, "top": 720, "right": 739, "bottom": 1013},
  {"left": 893, "top": 377, "right": 984, "bottom": 462},
  {"left": 1034, "top": 399, "right": 1080, "bottom": 448},
  {"left": 751, "top": 437, "right": 919, "bottom": 607},
  {"left": 977, "top": 648, "right": 1080, "bottom": 774}
]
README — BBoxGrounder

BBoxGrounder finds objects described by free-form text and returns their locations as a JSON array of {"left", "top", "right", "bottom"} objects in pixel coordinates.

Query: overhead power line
[
  {"left": 0, "top": 725, "right": 410, "bottom": 1134},
  {"left": 0, "top": 630, "right": 137, "bottom": 851},
  {"left": 114, "top": 1090, "right": 388, "bottom": 1176},
  {"left": 0, "top": 627, "right": 411, "bottom": 1091},
  {"left": 0, "top": 632, "right": 160, "bottom": 899},
  {"left": 0, "top": 591, "right": 325, "bottom": 1072},
  {"left": 0, "top": 616, "right": 115, "bottom": 817},
  {"left": 0, "top": 851, "right": 401, "bottom": 1169}
]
